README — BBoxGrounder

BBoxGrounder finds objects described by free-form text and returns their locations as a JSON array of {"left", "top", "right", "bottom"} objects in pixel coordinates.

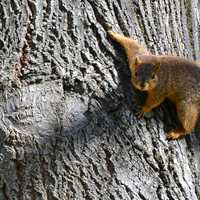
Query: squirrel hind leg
[
  {"left": 167, "top": 103, "right": 199, "bottom": 140},
  {"left": 166, "top": 128, "right": 186, "bottom": 140}
]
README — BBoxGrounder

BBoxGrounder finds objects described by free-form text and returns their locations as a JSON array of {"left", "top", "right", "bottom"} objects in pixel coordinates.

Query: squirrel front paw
[{"left": 136, "top": 105, "right": 149, "bottom": 118}]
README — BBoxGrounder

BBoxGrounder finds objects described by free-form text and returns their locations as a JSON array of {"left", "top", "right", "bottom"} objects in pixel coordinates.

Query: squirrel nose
[{"left": 141, "top": 82, "right": 145, "bottom": 88}]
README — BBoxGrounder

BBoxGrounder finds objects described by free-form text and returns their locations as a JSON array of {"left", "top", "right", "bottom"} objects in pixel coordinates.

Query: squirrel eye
[
  {"left": 152, "top": 74, "right": 156, "bottom": 79},
  {"left": 135, "top": 71, "right": 138, "bottom": 76}
]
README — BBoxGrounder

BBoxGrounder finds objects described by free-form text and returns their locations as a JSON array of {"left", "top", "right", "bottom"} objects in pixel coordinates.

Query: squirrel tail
[{"left": 107, "top": 31, "right": 148, "bottom": 66}]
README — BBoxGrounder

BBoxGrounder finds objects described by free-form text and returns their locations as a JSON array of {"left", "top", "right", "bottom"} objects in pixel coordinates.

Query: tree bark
[{"left": 0, "top": 0, "right": 200, "bottom": 199}]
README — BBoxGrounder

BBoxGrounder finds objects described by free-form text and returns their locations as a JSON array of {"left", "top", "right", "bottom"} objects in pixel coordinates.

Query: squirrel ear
[
  {"left": 153, "top": 62, "right": 161, "bottom": 73},
  {"left": 134, "top": 57, "right": 141, "bottom": 66}
]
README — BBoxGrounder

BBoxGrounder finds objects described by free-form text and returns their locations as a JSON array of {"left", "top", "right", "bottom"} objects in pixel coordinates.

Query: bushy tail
[{"left": 107, "top": 31, "right": 149, "bottom": 66}]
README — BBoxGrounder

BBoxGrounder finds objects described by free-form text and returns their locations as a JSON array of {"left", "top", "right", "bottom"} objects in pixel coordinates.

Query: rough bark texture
[{"left": 0, "top": 0, "right": 200, "bottom": 199}]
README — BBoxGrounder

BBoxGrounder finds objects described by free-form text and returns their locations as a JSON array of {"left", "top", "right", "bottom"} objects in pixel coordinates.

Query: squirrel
[{"left": 108, "top": 30, "right": 200, "bottom": 140}]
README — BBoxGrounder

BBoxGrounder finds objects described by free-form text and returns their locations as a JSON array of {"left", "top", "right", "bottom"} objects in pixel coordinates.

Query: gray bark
[{"left": 0, "top": 0, "right": 200, "bottom": 199}]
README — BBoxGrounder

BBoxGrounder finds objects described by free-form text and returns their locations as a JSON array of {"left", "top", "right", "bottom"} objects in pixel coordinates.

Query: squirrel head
[{"left": 132, "top": 57, "right": 160, "bottom": 91}]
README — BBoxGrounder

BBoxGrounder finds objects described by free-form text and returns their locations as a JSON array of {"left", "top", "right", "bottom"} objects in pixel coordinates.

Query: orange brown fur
[
  {"left": 107, "top": 31, "right": 149, "bottom": 67},
  {"left": 108, "top": 30, "right": 200, "bottom": 140}
]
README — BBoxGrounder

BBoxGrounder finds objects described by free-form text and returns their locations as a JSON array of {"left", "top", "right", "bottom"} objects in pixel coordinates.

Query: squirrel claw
[{"left": 136, "top": 106, "right": 145, "bottom": 118}]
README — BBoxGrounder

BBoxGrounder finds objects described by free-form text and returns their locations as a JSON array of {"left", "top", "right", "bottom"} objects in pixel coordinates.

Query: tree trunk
[{"left": 0, "top": 0, "right": 200, "bottom": 199}]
